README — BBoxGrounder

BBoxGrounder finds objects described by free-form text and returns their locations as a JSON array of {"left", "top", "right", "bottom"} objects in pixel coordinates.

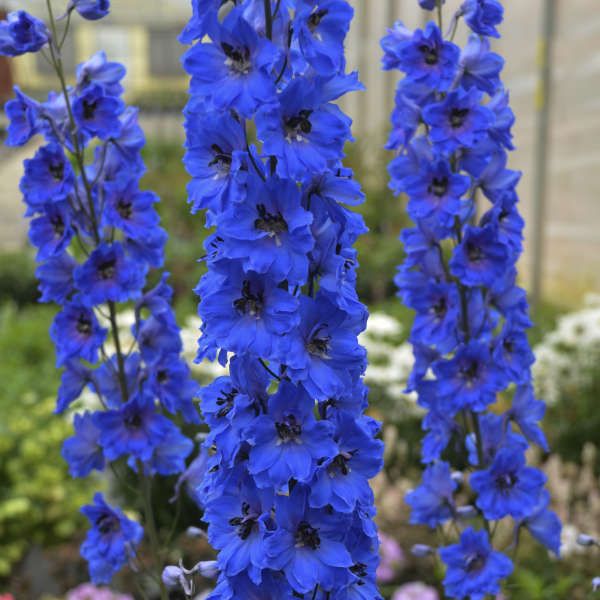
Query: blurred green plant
[
  {"left": 0, "top": 252, "right": 39, "bottom": 307},
  {"left": 0, "top": 393, "right": 96, "bottom": 580}
]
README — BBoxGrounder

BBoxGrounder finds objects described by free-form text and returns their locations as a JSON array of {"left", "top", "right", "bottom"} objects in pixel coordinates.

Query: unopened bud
[{"left": 411, "top": 543, "right": 434, "bottom": 557}]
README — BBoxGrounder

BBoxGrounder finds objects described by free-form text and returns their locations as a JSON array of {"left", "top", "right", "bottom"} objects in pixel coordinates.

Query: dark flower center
[
  {"left": 222, "top": 42, "right": 251, "bottom": 74},
  {"left": 432, "top": 296, "right": 447, "bottom": 318},
  {"left": 233, "top": 280, "right": 264, "bottom": 317},
  {"left": 295, "top": 521, "right": 321, "bottom": 550},
  {"left": 307, "top": 328, "right": 331, "bottom": 358},
  {"left": 466, "top": 242, "right": 484, "bottom": 263},
  {"left": 328, "top": 453, "right": 351, "bottom": 476},
  {"left": 51, "top": 213, "right": 65, "bottom": 237},
  {"left": 48, "top": 161, "right": 64, "bottom": 182},
  {"left": 208, "top": 144, "right": 232, "bottom": 172},
  {"left": 450, "top": 108, "right": 470, "bottom": 129},
  {"left": 228, "top": 502, "right": 257, "bottom": 540},
  {"left": 156, "top": 369, "right": 169, "bottom": 384},
  {"left": 117, "top": 199, "right": 133, "bottom": 219},
  {"left": 419, "top": 44, "right": 439, "bottom": 65},
  {"left": 124, "top": 413, "right": 143, "bottom": 429},
  {"left": 97, "top": 258, "right": 117, "bottom": 280},
  {"left": 495, "top": 472, "right": 517, "bottom": 491},
  {"left": 429, "top": 176, "right": 448, "bottom": 197},
  {"left": 82, "top": 99, "right": 98, "bottom": 121},
  {"left": 254, "top": 203, "right": 288, "bottom": 235},
  {"left": 96, "top": 513, "right": 119, "bottom": 535},
  {"left": 285, "top": 110, "right": 313, "bottom": 138},
  {"left": 76, "top": 314, "right": 93, "bottom": 336},
  {"left": 216, "top": 388, "right": 238, "bottom": 418},
  {"left": 460, "top": 360, "right": 480, "bottom": 384},
  {"left": 350, "top": 562, "right": 368, "bottom": 578},
  {"left": 465, "top": 552, "right": 486, "bottom": 573},
  {"left": 276, "top": 415, "right": 302, "bottom": 442},
  {"left": 308, "top": 8, "right": 328, "bottom": 31}
]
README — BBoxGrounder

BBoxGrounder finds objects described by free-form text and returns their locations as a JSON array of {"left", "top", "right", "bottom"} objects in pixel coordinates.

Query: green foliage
[
  {"left": 0, "top": 394, "right": 96, "bottom": 580},
  {"left": 0, "top": 251, "right": 39, "bottom": 307},
  {"left": 0, "top": 302, "right": 58, "bottom": 402}
]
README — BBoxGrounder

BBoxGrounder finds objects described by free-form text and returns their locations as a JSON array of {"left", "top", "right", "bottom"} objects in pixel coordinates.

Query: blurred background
[{"left": 0, "top": 1, "right": 599, "bottom": 599}]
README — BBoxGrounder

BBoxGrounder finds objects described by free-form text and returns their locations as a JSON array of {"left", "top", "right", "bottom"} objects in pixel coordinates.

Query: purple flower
[
  {"left": 393, "top": 582, "right": 439, "bottom": 600},
  {"left": 0, "top": 11, "right": 49, "bottom": 57}
]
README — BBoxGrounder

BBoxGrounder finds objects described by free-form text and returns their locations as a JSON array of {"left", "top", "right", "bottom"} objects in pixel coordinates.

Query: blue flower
[
  {"left": 266, "top": 486, "right": 353, "bottom": 594},
  {"left": 247, "top": 382, "right": 336, "bottom": 492},
  {"left": 29, "top": 201, "right": 73, "bottom": 260},
  {"left": 76, "top": 51, "right": 125, "bottom": 96},
  {"left": 93, "top": 393, "right": 177, "bottom": 462},
  {"left": 435, "top": 341, "right": 506, "bottom": 413},
  {"left": 147, "top": 353, "right": 200, "bottom": 424},
  {"left": 37, "top": 253, "right": 77, "bottom": 304},
  {"left": 73, "top": 84, "right": 124, "bottom": 139},
  {"left": 56, "top": 360, "right": 93, "bottom": 413},
  {"left": 449, "top": 224, "right": 509, "bottom": 288},
  {"left": 20, "top": 143, "right": 75, "bottom": 211},
  {"left": 205, "top": 477, "right": 273, "bottom": 585},
  {"left": 388, "top": 23, "right": 459, "bottom": 91},
  {"left": 70, "top": 0, "right": 111, "bottom": 21},
  {"left": 419, "top": 0, "right": 444, "bottom": 9},
  {"left": 148, "top": 426, "right": 193, "bottom": 476},
  {"left": 461, "top": 0, "right": 504, "bottom": 38},
  {"left": 50, "top": 300, "right": 107, "bottom": 366},
  {"left": 183, "top": 110, "right": 248, "bottom": 215},
  {"left": 81, "top": 493, "right": 143, "bottom": 584},
  {"left": 103, "top": 178, "right": 160, "bottom": 240},
  {"left": 4, "top": 86, "right": 40, "bottom": 146},
  {"left": 459, "top": 34, "right": 503, "bottom": 94},
  {"left": 404, "top": 158, "right": 470, "bottom": 222},
  {"left": 0, "top": 11, "right": 49, "bottom": 57},
  {"left": 520, "top": 490, "right": 561, "bottom": 556},
  {"left": 62, "top": 411, "right": 105, "bottom": 477},
  {"left": 439, "top": 527, "right": 513, "bottom": 600},
  {"left": 406, "top": 461, "right": 457, "bottom": 528},
  {"left": 136, "top": 312, "right": 182, "bottom": 365},
  {"left": 183, "top": 11, "right": 279, "bottom": 117},
  {"left": 286, "top": 293, "right": 366, "bottom": 400},
  {"left": 310, "top": 413, "right": 383, "bottom": 513},
  {"left": 409, "top": 282, "right": 460, "bottom": 353},
  {"left": 74, "top": 242, "right": 145, "bottom": 306},
  {"left": 197, "top": 264, "right": 299, "bottom": 361},
  {"left": 423, "top": 87, "right": 493, "bottom": 153},
  {"left": 255, "top": 77, "right": 352, "bottom": 180},
  {"left": 219, "top": 176, "right": 314, "bottom": 285},
  {"left": 470, "top": 447, "right": 546, "bottom": 520},
  {"left": 508, "top": 385, "right": 548, "bottom": 451},
  {"left": 492, "top": 321, "right": 534, "bottom": 383},
  {"left": 292, "top": 0, "right": 354, "bottom": 75}
]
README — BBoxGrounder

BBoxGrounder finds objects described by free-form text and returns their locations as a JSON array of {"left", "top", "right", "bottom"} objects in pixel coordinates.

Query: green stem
[
  {"left": 141, "top": 469, "right": 168, "bottom": 600},
  {"left": 436, "top": 0, "right": 443, "bottom": 31}
]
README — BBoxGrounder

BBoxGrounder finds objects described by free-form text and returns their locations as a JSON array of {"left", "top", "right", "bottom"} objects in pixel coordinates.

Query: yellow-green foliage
[{"left": 0, "top": 393, "right": 97, "bottom": 578}]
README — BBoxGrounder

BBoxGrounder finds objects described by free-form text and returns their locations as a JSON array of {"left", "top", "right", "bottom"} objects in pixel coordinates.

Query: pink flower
[
  {"left": 67, "top": 584, "right": 133, "bottom": 600},
  {"left": 376, "top": 532, "right": 405, "bottom": 582},
  {"left": 392, "top": 582, "right": 439, "bottom": 600},
  {"left": 0, "top": 594, "right": 15, "bottom": 600}
]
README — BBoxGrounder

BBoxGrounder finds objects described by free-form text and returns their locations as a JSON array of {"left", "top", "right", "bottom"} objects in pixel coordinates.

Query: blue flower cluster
[
  {"left": 382, "top": 1, "right": 561, "bottom": 598},
  {"left": 1, "top": 3, "right": 195, "bottom": 587},
  {"left": 182, "top": 1, "right": 383, "bottom": 597}
]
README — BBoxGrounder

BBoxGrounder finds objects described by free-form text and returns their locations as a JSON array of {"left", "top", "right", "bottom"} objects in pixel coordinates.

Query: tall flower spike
[
  {"left": 182, "top": 1, "right": 383, "bottom": 597},
  {"left": 1, "top": 5, "right": 197, "bottom": 596},
  {"left": 382, "top": 1, "right": 561, "bottom": 597}
]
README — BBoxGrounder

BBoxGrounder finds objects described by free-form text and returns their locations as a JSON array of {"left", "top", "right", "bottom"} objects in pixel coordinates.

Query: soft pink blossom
[
  {"left": 376, "top": 532, "right": 405, "bottom": 582},
  {"left": 67, "top": 584, "right": 133, "bottom": 600},
  {"left": 392, "top": 582, "right": 439, "bottom": 600}
]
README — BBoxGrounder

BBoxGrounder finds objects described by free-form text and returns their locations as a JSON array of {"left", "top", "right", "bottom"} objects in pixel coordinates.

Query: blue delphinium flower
[
  {"left": 439, "top": 527, "right": 513, "bottom": 600},
  {"left": 81, "top": 493, "right": 144, "bottom": 584},
  {"left": 2, "top": 5, "right": 199, "bottom": 590},
  {"left": 182, "top": 1, "right": 382, "bottom": 596},
  {"left": 0, "top": 11, "right": 49, "bottom": 56},
  {"left": 70, "top": 0, "right": 111, "bottom": 21},
  {"left": 383, "top": 1, "right": 560, "bottom": 597}
]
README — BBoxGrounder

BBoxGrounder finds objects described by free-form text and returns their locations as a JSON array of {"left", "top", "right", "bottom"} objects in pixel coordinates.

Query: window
[{"left": 148, "top": 27, "right": 182, "bottom": 77}]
